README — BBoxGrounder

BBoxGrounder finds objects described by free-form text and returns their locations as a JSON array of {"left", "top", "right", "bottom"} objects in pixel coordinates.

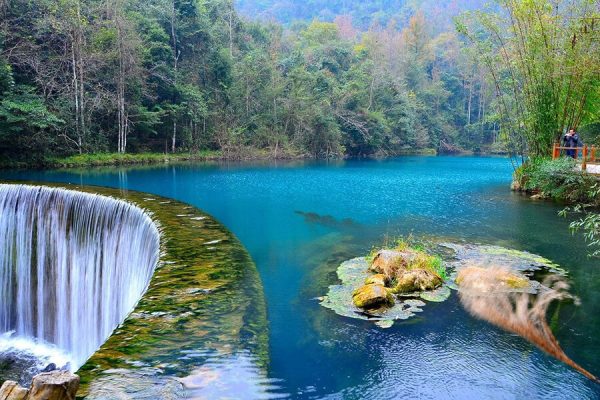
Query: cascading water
[{"left": 0, "top": 184, "right": 160, "bottom": 371}]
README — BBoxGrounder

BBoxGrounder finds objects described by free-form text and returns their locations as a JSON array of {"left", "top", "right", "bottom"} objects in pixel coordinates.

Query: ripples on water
[{"left": 2, "top": 157, "right": 599, "bottom": 399}]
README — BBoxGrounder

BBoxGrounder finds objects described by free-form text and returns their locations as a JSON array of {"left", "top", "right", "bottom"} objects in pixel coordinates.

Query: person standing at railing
[{"left": 562, "top": 128, "right": 580, "bottom": 158}]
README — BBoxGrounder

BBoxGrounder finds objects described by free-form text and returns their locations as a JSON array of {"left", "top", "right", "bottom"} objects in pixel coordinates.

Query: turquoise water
[{"left": 2, "top": 156, "right": 600, "bottom": 399}]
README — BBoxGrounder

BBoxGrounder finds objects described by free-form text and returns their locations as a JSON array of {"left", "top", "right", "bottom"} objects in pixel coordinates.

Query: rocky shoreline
[{"left": 0, "top": 371, "right": 79, "bottom": 400}]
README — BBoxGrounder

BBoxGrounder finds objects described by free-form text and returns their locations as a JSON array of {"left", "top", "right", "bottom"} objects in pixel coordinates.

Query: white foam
[{"left": 0, "top": 332, "right": 72, "bottom": 371}]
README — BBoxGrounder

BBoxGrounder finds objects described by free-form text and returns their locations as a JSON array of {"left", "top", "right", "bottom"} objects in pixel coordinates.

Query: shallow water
[{"left": 2, "top": 156, "right": 600, "bottom": 399}]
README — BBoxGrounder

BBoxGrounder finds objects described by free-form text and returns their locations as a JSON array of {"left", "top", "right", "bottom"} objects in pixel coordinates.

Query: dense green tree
[{"left": 0, "top": 0, "right": 503, "bottom": 163}]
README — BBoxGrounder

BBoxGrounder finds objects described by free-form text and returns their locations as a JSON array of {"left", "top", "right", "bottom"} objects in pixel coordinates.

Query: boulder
[
  {"left": 369, "top": 249, "right": 416, "bottom": 276},
  {"left": 0, "top": 381, "right": 28, "bottom": 400},
  {"left": 393, "top": 269, "right": 442, "bottom": 293},
  {"left": 27, "top": 371, "right": 79, "bottom": 400},
  {"left": 352, "top": 284, "right": 394, "bottom": 309},
  {"left": 365, "top": 274, "right": 386, "bottom": 286}
]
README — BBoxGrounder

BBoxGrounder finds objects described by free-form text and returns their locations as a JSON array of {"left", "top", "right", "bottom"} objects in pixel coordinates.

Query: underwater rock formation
[{"left": 456, "top": 266, "right": 529, "bottom": 290}]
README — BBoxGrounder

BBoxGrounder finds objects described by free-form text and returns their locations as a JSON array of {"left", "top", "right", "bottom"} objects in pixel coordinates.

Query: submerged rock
[
  {"left": 456, "top": 267, "right": 529, "bottom": 291},
  {"left": 352, "top": 284, "right": 394, "bottom": 309},
  {"left": 443, "top": 243, "right": 565, "bottom": 276},
  {"left": 419, "top": 286, "right": 451, "bottom": 302},
  {"left": 443, "top": 242, "right": 565, "bottom": 296}
]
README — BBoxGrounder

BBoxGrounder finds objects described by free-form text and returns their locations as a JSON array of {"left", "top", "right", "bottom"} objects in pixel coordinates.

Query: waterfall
[{"left": 0, "top": 184, "right": 160, "bottom": 370}]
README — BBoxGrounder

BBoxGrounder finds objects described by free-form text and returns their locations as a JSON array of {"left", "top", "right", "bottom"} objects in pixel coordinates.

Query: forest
[{"left": 0, "top": 0, "right": 499, "bottom": 164}]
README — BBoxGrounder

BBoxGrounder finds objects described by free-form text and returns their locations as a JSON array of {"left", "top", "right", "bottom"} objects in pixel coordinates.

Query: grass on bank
[{"left": 45, "top": 150, "right": 221, "bottom": 168}]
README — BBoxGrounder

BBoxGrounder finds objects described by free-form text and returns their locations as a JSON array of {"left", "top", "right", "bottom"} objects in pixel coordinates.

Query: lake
[{"left": 2, "top": 156, "right": 599, "bottom": 399}]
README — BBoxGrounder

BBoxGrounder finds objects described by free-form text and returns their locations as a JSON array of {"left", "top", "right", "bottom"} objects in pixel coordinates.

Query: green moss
[{"left": 515, "top": 157, "right": 600, "bottom": 205}]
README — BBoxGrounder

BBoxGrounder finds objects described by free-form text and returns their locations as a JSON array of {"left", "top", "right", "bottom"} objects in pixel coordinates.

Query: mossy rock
[
  {"left": 364, "top": 274, "right": 386, "bottom": 286},
  {"left": 369, "top": 249, "right": 415, "bottom": 275},
  {"left": 320, "top": 258, "right": 451, "bottom": 327},
  {"left": 352, "top": 284, "right": 394, "bottom": 309},
  {"left": 392, "top": 269, "right": 442, "bottom": 294}
]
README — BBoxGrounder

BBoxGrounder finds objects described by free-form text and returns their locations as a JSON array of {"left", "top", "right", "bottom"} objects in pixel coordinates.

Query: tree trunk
[
  {"left": 172, "top": 120, "right": 177, "bottom": 153},
  {"left": 467, "top": 79, "right": 473, "bottom": 125},
  {"left": 171, "top": 0, "right": 178, "bottom": 153}
]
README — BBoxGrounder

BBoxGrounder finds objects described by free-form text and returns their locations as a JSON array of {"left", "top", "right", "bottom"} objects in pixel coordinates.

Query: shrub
[{"left": 520, "top": 158, "right": 599, "bottom": 204}]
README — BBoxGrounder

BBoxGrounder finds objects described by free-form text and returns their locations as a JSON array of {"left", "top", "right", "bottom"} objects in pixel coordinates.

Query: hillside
[{"left": 234, "top": 0, "right": 489, "bottom": 31}]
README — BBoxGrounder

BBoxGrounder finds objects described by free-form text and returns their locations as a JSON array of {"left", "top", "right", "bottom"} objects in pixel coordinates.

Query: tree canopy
[{"left": 0, "top": 0, "right": 514, "bottom": 163}]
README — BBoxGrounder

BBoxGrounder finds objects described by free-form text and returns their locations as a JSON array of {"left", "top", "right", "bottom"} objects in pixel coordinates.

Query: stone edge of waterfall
[
  {"left": 0, "top": 181, "right": 269, "bottom": 399},
  {"left": 0, "top": 183, "right": 161, "bottom": 374}
]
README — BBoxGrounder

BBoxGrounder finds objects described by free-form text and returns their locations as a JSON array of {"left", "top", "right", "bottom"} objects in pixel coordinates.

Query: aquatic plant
[{"left": 458, "top": 266, "right": 599, "bottom": 383}]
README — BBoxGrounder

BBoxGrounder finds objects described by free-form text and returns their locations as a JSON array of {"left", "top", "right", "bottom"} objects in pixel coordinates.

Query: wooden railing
[{"left": 552, "top": 143, "right": 598, "bottom": 171}]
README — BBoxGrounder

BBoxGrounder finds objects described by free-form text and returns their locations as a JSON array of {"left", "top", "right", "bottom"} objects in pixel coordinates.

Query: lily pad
[{"left": 420, "top": 286, "right": 451, "bottom": 302}]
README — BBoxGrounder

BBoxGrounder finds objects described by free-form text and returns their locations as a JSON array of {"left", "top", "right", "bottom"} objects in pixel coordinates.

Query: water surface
[{"left": 3, "top": 156, "right": 599, "bottom": 399}]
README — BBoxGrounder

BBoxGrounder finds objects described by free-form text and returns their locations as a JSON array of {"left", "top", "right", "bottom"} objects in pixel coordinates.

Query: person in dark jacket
[{"left": 563, "top": 129, "right": 580, "bottom": 158}]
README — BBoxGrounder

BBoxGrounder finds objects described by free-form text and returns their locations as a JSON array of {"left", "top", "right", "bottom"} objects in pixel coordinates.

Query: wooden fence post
[
  {"left": 552, "top": 142, "right": 558, "bottom": 159},
  {"left": 592, "top": 145, "right": 596, "bottom": 162},
  {"left": 582, "top": 145, "right": 588, "bottom": 171}
]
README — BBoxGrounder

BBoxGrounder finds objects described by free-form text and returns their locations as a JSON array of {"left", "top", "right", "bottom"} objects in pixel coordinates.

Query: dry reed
[{"left": 458, "top": 265, "right": 599, "bottom": 383}]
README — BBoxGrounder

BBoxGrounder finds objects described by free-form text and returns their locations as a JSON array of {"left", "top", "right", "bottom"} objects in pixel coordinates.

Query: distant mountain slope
[{"left": 234, "top": 0, "right": 488, "bottom": 31}]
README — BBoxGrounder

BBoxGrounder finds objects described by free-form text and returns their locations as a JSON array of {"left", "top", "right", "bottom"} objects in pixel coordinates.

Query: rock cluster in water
[
  {"left": 320, "top": 241, "right": 565, "bottom": 328},
  {"left": 442, "top": 242, "right": 566, "bottom": 295},
  {"left": 320, "top": 246, "right": 451, "bottom": 328},
  {"left": 351, "top": 248, "right": 444, "bottom": 310}
]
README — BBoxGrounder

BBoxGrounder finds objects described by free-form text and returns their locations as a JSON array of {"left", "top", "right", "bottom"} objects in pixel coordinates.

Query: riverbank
[
  {"left": 511, "top": 157, "right": 600, "bottom": 206},
  {"left": 1, "top": 147, "right": 447, "bottom": 169}
]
